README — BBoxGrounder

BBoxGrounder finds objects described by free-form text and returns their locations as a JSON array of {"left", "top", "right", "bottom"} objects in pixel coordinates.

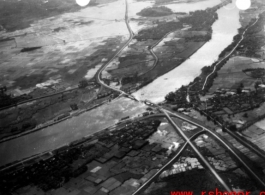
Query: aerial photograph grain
[{"left": 1, "top": 0, "right": 265, "bottom": 194}]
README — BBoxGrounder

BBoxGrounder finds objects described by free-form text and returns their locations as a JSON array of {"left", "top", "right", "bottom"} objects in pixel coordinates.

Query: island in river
[{"left": 2, "top": 0, "right": 265, "bottom": 194}]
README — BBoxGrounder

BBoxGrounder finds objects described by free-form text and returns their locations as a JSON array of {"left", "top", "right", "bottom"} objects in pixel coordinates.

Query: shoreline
[
  {"left": 133, "top": 0, "right": 239, "bottom": 102},
  {"left": 0, "top": 0, "right": 230, "bottom": 170},
  {"left": 0, "top": 99, "right": 109, "bottom": 144},
  {"left": 0, "top": 113, "right": 163, "bottom": 172}
]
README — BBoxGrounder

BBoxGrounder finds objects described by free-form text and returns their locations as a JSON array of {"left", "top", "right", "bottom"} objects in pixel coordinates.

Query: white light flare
[
  {"left": 236, "top": 0, "right": 251, "bottom": 10},
  {"left": 76, "top": 0, "right": 90, "bottom": 7}
]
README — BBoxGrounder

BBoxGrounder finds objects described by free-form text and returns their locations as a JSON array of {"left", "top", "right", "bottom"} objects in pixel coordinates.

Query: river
[
  {"left": 133, "top": 0, "right": 241, "bottom": 103},
  {"left": 0, "top": 98, "right": 147, "bottom": 167},
  {"left": 0, "top": 0, "right": 241, "bottom": 167}
]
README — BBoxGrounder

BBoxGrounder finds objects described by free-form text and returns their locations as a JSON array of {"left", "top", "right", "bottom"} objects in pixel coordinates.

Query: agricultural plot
[
  {"left": 154, "top": 38, "right": 205, "bottom": 59},
  {"left": 226, "top": 101, "right": 265, "bottom": 130},
  {"left": 101, "top": 0, "right": 217, "bottom": 92},
  {"left": 243, "top": 119, "right": 265, "bottom": 153},
  {"left": 0, "top": 0, "right": 129, "bottom": 95},
  {"left": 209, "top": 56, "right": 265, "bottom": 93},
  {"left": 0, "top": 87, "right": 97, "bottom": 139},
  {"left": 101, "top": 41, "right": 153, "bottom": 85}
]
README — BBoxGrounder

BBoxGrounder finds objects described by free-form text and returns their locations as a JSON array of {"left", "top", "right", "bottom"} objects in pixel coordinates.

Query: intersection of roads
[
  {"left": 96, "top": 0, "right": 265, "bottom": 192},
  {"left": 1, "top": 0, "right": 265, "bottom": 193}
]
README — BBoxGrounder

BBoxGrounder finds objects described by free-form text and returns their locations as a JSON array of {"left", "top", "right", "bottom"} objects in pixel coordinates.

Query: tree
[
  {"left": 165, "top": 92, "right": 175, "bottom": 102},
  {"left": 237, "top": 86, "right": 242, "bottom": 94},
  {"left": 229, "top": 124, "right": 237, "bottom": 131},
  {"left": 254, "top": 81, "right": 260, "bottom": 93}
]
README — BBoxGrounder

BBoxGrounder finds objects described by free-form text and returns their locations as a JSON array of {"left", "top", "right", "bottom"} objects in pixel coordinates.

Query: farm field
[
  {"left": 219, "top": 101, "right": 265, "bottom": 131},
  {"left": 0, "top": 86, "right": 98, "bottom": 140},
  {"left": 209, "top": 56, "right": 265, "bottom": 93},
  {"left": 103, "top": 3, "right": 216, "bottom": 92},
  {"left": 242, "top": 120, "right": 265, "bottom": 153},
  {"left": 0, "top": 0, "right": 129, "bottom": 96}
]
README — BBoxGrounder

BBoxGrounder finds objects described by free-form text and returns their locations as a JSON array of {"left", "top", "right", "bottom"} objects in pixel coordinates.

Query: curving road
[
  {"left": 2, "top": 1, "right": 264, "bottom": 193},
  {"left": 202, "top": 16, "right": 260, "bottom": 90},
  {"left": 93, "top": 0, "right": 265, "bottom": 191},
  {"left": 163, "top": 110, "right": 231, "bottom": 191},
  {"left": 199, "top": 109, "right": 265, "bottom": 160},
  {"left": 139, "top": 30, "right": 176, "bottom": 76},
  {"left": 95, "top": 0, "right": 134, "bottom": 94},
  {"left": 162, "top": 108, "right": 265, "bottom": 189}
]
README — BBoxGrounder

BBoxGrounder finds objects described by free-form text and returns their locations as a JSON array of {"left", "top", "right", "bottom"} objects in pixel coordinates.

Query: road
[
  {"left": 96, "top": 0, "right": 179, "bottom": 90},
  {"left": 0, "top": 0, "right": 131, "bottom": 112},
  {"left": 198, "top": 108, "right": 265, "bottom": 160},
  {"left": 143, "top": 99, "right": 265, "bottom": 188},
  {"left": 139, "top": 30, "right": 176, "bottom": 76},
  {"left": 2, "top": 0, "right": 263, "bottom": 192},
  {"left": 202, "top": 16, "right": 260, "bottom": 90},
  {"left": 131, "top": 109, "right": 265, "bottom": 193},
  {"left": 95, "top": 0, "right": 133, "bottom": 95},
  {"left": 163, "top": 110, "right": 231, "bottom": 190},
  {"left": 93, "top": 1, "right": 265, "bottom": 192},
  {"left": 162, "top": 108, "right": 265, "bottom": 189},
  {"left": 132, "top": 130, "right": 209, "bottom": 195}
]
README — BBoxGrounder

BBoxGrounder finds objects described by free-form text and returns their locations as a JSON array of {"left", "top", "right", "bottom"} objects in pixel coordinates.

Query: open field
[
  {"left": 209, "top": 56, "right": 265, "bottom": 93},
  {"left": 154, "top": 39, "right": 206, "bottom": 60},
  {"left": 242, "top": 119, "right": 265, "bottom": 156},
  {"left": 0, "top": 86, "right": 99, "bottom": 140},
  {"left": 0, "top": 0, "right": 134, "bottom": 140},
  {"left": 225, "top": 101, "right": 265, "bottom": 130},
  {"left": 236, "top": 9, "right": 265, "bottom": 59},
  {"left": 148, "top": 118, "right": 184, "bottom": 149},
  {"left": 0, "top": 0, "right": 83, "bottom": 32},
  {"left": 103, "top": 3, "right": 217, "bottom": 92},
  {"left": 0, "top": 97, "right": 148, "bottom": 166},
  {"left": 0, "top": 0, "right": 129, "bottom": 96},
  {"left": 133, "top": 0, "right": 239, "bottom": 102}
]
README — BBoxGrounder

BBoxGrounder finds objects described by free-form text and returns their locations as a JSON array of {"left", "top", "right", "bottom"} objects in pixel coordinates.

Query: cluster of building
[
  {"left": 198, "top": 90, "right": 265, "bottom": 119},
  {"left": 0, "top": 119, "right": 176, "bottom": 195},
  {"left": 160, "top": 135, "right": 236, "bottom": 180}
]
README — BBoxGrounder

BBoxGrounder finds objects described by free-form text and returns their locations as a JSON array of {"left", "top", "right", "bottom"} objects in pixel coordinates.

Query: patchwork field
[
  {"left": 102, "top": 2, "right": 216, "bottom": 92},
  {"left": 209, "top": 56, "right": 265, "bottom": 93},
  {"left": 0, "top": 0, "right": 129, "bottom": 96},
  {"left": 242, "top": 119, "right": 265, "bottom": 153}
]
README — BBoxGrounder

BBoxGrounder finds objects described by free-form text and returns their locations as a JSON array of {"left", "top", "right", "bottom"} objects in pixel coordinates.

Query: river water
[
  {"left": 0, "top": 98, "right": 147, "bottom": 167},
  {"left": 0, "top": 0, "right": 241, "bottom": 167},
  {"left": 133, "top": 1, "right": 241, "bottom": 103}
]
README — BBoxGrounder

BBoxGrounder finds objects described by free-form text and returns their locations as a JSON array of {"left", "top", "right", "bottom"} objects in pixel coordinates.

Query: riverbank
[
  {"left": 0, "top": 112, "right": 162, "bottom": 171},
  {"left": 0, "top": 97, "right": 148, "bottom": 167},
  {"left": 0, "top": 0, "right": 234, "bottom": 169},
  {"left": 133, "top": 0, "right": 240, "bottom": 102}
]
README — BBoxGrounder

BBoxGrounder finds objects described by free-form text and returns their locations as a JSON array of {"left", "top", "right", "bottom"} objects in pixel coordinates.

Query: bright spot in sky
[
  {"left": 236, "top": 0, "right": 251, "bottom": 10},
  {"left": 76, "top": 0, "right": 90, "bottom": 7}
]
